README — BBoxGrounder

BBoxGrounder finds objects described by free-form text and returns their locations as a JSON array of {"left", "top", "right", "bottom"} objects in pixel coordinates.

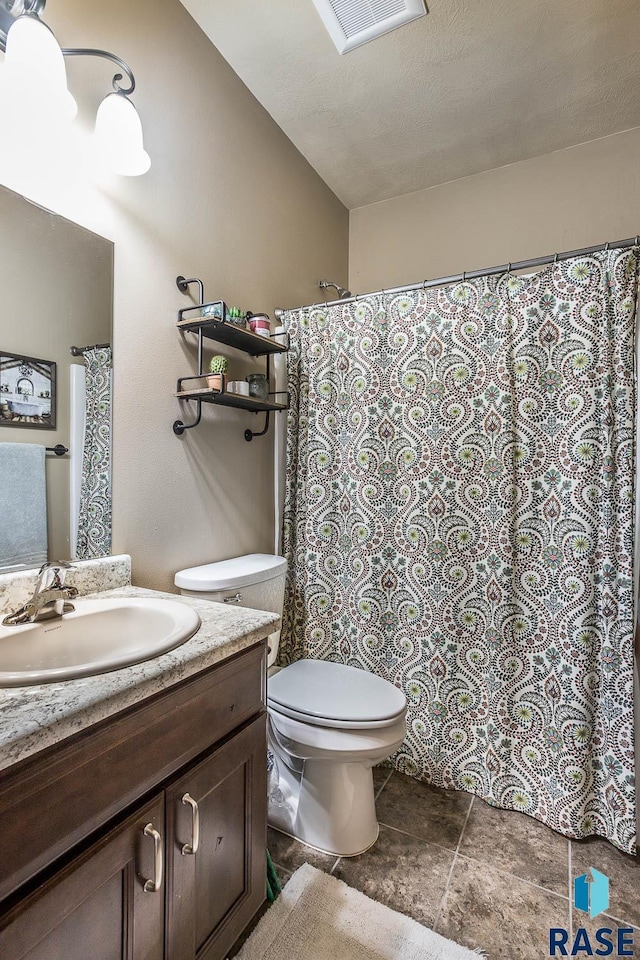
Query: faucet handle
[
  {"left": 36, "top": 560, "right": 76, "bottom": 591},
  {"left": 38, "top": 560, "right": 75, "bottom": 573}
]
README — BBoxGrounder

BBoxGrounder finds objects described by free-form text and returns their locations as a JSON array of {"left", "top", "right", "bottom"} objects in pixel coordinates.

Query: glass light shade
[
  {"left": 94, "top": 92, "right": 150, "bottom": 177},
  {"left": 4, "top": 15, "right": 77, "bottom": 122}
]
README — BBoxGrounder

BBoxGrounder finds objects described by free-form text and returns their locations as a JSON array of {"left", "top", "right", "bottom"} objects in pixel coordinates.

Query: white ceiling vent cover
[{"left": 312, "top": 0, "right": 427, "bottom": 54}]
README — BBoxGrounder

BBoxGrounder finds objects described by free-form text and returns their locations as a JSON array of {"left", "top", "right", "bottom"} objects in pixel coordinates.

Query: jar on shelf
[
  {"left": 246, "top": 373, "right": 269, "bottom": 401},
  {"left": 226, "top": 306, "right": 247, "bottom": 329}
]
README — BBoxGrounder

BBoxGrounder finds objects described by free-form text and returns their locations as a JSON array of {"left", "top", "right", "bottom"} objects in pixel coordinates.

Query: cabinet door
[
  {"left": 166, "top": 715, "right": 267, "bottom": 960},
  {"left": 0, "top": 795, "right": 165, "bottom": 960}
]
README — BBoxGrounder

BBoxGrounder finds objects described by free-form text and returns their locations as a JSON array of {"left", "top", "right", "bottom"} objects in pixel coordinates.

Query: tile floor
[{"left": 266, "top": 767, "right": 640, "bottom": 960}]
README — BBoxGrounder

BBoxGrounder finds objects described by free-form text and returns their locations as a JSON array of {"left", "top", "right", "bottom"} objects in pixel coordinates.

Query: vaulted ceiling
[{"left": 180, "top": 0, "right": 640, "bottom": 209}]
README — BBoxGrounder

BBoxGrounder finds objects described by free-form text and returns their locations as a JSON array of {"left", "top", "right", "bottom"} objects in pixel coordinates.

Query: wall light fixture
[{"left": 0, "top": 0, "right": 150, "bottom": 176}]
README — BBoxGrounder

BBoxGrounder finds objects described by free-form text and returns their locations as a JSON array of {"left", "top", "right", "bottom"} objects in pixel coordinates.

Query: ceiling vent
[{"left": 312, "top": 0, "right": 427, "bottom": 54}]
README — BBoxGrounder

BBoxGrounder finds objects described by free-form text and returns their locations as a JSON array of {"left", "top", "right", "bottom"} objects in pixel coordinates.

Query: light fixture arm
[
  {"left": 0, "top": 0, "right": 149, "bottom": 175},
  {"left": 0, "top": 1, "right": 137, "bottom": 96},
  {"left": 60, "top": 48, "right": 136, "bottom": 95}
]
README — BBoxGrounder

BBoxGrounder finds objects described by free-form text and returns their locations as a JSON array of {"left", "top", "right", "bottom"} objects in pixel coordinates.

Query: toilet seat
[
  {"left": 267, "top": 659, "right": 407, "bottom": 730},
  {"left": 268, "top": 705, "right": 408, "bottom": 760}
]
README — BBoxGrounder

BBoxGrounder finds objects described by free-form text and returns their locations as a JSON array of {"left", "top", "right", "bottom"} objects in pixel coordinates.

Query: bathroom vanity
[{"left": 0, "top": 557, "right": 280, "bottom": 960}]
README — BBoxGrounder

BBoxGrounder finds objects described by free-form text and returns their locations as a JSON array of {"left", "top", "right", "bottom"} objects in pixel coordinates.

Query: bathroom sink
[{"left": 0, "top": 597, "right": 201, "bottom": 686}]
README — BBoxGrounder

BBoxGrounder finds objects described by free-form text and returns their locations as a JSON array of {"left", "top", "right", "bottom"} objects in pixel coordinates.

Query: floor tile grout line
[
  {"left": 454, "top": 796, "right": 475, "bottom": 858},
  {"left": 433, "top": 797, "right": 475, "bottom": 932},
  {"left": 374, "top": 768, "right": 394, "bottom": 800},
  {"left": 378, "top": 820, "right": 463, "bottom": 855},
  {"left": 454, "top": 850, "right": 570, "bottom": 902},
  {"left": 454, "top": 795, "right": 475, "bottom": 854},
  {"left": 595, "top": 912, "right": 640, "bottom": 932},
  {"left": 432, "top": 851, "right": 458, "bottom": 933}
]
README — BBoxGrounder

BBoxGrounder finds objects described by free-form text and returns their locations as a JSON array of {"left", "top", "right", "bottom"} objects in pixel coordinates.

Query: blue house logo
[
  {"left": 551, "top": 869, "right": 635, "bottom": 955},
  {"left": 573, "top": 869, "right": 609, "bottom": 920}
]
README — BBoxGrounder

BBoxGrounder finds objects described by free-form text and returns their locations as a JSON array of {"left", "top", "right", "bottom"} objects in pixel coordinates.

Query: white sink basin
[{"left": 0, "top": 597, "right": 201, "bottom": 686}]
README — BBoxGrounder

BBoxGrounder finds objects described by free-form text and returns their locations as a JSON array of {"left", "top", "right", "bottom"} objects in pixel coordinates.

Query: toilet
[{"left": 175, "top": 554, "right": 407, "bottom": 857}]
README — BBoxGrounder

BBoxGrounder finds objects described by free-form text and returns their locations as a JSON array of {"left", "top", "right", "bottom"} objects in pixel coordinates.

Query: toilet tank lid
[
  {"left": 268, "top": 659, "right": 407, "bottom": 723},
  {"left": 175, "top": 554, "right": 287, "bottom": 591}
]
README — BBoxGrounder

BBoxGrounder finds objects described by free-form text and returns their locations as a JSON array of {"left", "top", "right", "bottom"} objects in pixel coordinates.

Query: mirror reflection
[{"left": 0, "top": 185, "right": 113, "bottom": 572}]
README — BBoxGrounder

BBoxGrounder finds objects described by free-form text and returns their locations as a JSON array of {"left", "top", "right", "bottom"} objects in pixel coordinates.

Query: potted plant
[{"left": 207, "top": 355, "right": 228, "bottom": 392}]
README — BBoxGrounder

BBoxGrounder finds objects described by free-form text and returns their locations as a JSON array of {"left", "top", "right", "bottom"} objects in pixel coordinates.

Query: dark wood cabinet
[
  {"left": 0, "top": 642, "right": 268, "bottom": 960},
  {"left": 166, "top": 717, "right": 267, "bottom": 960},
  {"left": 0, "top": 795, "right": 165, "bottom": 960}
]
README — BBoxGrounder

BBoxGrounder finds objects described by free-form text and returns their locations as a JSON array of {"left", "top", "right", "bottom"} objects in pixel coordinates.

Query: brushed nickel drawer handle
[
  {"left": 181, "top": 793, "right": 200, "bottom": 855},
  {"left": 142, "top": 823, "right": 163, "bottom": 893},
  {"left": 223, "top": 593, "right": 243, "bottom": 604}
]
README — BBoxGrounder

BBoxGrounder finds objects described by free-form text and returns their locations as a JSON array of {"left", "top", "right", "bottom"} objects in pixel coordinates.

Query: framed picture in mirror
[{"left": 0, "top": 352, "right": 56, "bottom": 429}]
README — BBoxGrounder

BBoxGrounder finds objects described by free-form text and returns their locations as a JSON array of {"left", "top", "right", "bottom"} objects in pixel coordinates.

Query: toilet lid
[
  {"left": 268, "top": 659, "right": 406, "bottom": 724},
  {"left": 175, "top": 554, "right": 286, "bottom": 591}
]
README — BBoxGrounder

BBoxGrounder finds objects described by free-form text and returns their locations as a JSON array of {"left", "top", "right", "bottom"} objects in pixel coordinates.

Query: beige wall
[
  {"left": 0, "top": 0, "right": 348, "bottom": 591},
  {"left": 349, "top": 127, "right": 640, "bottom": 294},
  {"left": 0, "top": 187, "right": 112, "bottom": 561}
]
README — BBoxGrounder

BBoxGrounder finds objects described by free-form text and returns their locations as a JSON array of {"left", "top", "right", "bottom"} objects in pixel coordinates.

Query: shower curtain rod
[
  {"left": 274, "top": 234, "right": 640, "bottom": 319},
  {"left": 69, "top": 342, "right": 111, "bottom": 357}
]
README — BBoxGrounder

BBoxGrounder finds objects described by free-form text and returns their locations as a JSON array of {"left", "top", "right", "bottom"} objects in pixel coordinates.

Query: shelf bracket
[
  {"left": 176, "top": 275, "right": 204, "bottom": 305},
  {"left": 173, "top": 398, "right": 202, "bottom": 436},
  {"left": 244, "top": 411, "right": 270, "bottom": 442},
  {"left": 174, "top": 298, "right": 205, "bottom": 437}
]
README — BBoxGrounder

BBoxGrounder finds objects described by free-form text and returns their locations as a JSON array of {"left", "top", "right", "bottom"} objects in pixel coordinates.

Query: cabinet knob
[
  {"left": 142, "top": 823, "right": 163, "bottom": 893},
  {"left": 181, "top": 793, "right": 200, "bottom": 856}
]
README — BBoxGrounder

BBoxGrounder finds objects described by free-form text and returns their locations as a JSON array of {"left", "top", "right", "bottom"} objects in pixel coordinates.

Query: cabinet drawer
[{"left": 0, "top": 641, "right": 266, "bottom": 903}]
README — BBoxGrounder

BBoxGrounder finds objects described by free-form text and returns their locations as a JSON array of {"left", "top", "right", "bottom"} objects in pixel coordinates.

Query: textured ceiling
[{"left": 179, "top": 0, "right": 640, "bottom": 209}]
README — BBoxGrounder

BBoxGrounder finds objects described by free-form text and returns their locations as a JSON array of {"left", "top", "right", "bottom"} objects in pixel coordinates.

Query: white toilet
[{"left": 175, "top": 554, "right": 407, "bottom": 857}]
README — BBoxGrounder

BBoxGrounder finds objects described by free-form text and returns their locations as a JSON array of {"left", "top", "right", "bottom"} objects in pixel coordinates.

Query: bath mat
[{"left": 234, "top": 862, "right": 484, "bottom": 959}]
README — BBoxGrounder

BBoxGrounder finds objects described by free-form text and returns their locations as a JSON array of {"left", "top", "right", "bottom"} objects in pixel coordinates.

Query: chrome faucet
[{"left": 2, "top": 561, "right": 79, "bottom": 626}]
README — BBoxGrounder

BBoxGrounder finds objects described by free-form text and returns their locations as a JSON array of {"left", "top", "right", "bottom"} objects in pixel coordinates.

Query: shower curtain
[
  {"left": 280, "top": 247, "right": 638, "bottom": 854},
  {"left": 76, "top": 346, "right": 112, "bottom": 560}
]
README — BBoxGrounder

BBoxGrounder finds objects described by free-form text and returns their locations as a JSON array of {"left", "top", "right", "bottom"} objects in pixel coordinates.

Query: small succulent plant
[{"left": 209, "top": 355, "right": 229, "bottom": 374}]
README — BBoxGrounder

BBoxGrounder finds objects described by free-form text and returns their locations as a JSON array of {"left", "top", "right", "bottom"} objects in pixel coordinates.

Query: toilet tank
[{"left": 175, "top": 554, "right": 287, "bottom": 666}]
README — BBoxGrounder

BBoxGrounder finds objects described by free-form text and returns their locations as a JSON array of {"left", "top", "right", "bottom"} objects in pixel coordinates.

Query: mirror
[{"left": 0, "top": 184, "right": 113, "bottom": 572}]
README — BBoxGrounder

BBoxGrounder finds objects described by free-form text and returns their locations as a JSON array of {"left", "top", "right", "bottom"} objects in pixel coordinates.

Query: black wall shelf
[
  {"left": 176, "top": 315, "right": 288, "bottom": 357},
  {"left": 173, "top": 276, "right": 289, "bottom": 441},
  {"left": 175, "top": 385, "right": 288, "bottom": 414}
]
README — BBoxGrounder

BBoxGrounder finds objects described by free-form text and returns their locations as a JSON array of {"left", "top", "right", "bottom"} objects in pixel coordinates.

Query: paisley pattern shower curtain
[
  {"left": 280, "top": 248, "right": 638, "bottom": 854},
  {"left": 76, "top": 346, "right": 112, "bottom": 559}
]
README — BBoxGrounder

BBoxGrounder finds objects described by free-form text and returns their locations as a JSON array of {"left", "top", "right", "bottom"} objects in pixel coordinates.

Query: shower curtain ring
[
  {"left": 605, "top": 241, "right": 610, "bottom": 251},
  {"left": 554, "top": 253, "right": 559, "bottom": 263},
  {"left": 635, "top": 236, "right": 639, "bottom": 246},
  {"left": 507, "top": 262, "right": 512, "bottom": 275},
  {"left": 462, "top": 271, "right": 467, "bottom": 282}
]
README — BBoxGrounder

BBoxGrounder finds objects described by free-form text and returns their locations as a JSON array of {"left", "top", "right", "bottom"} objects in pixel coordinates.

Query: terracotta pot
[{"left": 206, "top": 374, "right": 224, "bottom": 392}]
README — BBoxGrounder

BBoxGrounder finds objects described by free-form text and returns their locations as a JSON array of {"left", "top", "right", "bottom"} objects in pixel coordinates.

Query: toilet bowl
[
  {"left": 267, "top": 658, "right": 406, "bottom": 855},
  {"left": 175, "top": 555, "right": 408, "bottom": 857}
]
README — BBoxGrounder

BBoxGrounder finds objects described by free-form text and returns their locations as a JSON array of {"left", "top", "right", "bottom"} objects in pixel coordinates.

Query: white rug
[{"left": 235, "top": 863, "right": 483, "bottom": 959}]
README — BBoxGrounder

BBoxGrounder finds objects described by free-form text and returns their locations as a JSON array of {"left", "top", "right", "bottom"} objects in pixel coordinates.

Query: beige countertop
[{"left": 0, "top": 584, "right": 279, "bottom": 773}]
